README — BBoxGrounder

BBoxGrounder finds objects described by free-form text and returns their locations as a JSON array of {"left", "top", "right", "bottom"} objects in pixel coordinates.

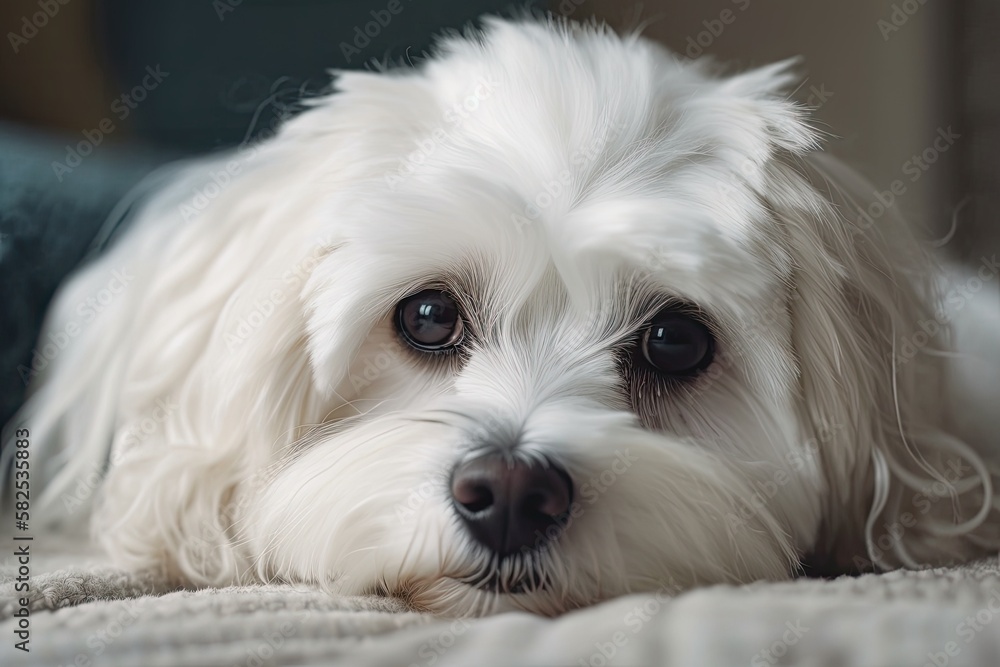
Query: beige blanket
[{"left": 3, "top": 529, "right": 1000, "bottom": 666}]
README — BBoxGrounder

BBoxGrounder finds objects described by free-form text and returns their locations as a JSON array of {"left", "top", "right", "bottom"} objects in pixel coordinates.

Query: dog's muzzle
[{"left": 450, "top": 454, "right": 573, "bottom": 557}]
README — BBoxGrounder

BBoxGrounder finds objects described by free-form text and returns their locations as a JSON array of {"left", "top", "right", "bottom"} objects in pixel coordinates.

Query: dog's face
[
  {"left": 238, "top": 23, "right": 828, "bottom": 616},
  {"left": 84, "top": 20, "right": 990, "bottom": 618},
  {"left": 254, "top": 193, "right": 818, "bottom": 614}
]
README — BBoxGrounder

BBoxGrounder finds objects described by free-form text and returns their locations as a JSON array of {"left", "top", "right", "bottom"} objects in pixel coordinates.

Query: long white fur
[{"left": 5, "top": 17, "right": 999, "bottom": 616}]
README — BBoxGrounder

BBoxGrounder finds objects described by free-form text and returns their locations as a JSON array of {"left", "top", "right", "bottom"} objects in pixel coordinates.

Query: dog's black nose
[{"left": 450, "top": 455, "right": 573, "bottom": 557}]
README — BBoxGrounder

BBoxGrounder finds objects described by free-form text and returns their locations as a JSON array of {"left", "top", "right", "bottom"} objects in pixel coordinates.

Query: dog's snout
[{"left": 450, "top": 455, "right": 573, "bottom": 557}]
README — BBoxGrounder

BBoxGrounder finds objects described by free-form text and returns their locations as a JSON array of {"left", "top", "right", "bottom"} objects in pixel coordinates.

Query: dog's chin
[
  {"left": 355, "top": 539, "right": 586, "bottom": 616},
  {"left": 457, "top": 560, "right": 548, "bottom": 595},
  {"left": 378, "top": 570, "right": 591, "bottom": 618}
]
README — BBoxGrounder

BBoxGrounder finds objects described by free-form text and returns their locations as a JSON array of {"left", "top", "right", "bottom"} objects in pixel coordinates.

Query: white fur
[{"left": 6, "top": 18, "right": 999, "bottom": 617}]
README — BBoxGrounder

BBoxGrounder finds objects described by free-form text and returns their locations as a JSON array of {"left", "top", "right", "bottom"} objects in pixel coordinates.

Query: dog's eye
[
  {"left": 640, "top": 309, "right": 714, "bottom": 376},
  {"left": 396, "top": 289, "right": 465, "bottom": 351}
]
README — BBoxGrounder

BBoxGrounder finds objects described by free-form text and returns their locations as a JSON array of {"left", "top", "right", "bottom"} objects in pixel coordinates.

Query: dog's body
[{"left": 8, "top": 18, "right": 1000, "bottom": 616}]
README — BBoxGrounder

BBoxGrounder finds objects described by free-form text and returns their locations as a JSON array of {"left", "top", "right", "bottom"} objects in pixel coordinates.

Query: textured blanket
[{"left": 3, "top": 529, "right": 1000, "bottom": 667}]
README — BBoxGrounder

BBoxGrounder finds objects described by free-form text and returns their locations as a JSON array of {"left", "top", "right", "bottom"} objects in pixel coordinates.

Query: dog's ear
[
  {"left": 765, "top": 154, "right": 1000, "bottom": 573},
  {"left": 678, "top": 59, "right": 819, "bottom": 195},
  {"left": 717, "top": 58, "right": 818, "bottom": 155},
  {"left": 21, "top": 69, "right": 442, "bottom": 581}
]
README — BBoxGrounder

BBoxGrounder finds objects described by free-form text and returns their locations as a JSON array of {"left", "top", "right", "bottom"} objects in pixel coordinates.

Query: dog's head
[{"left": 88, "top": 19, "right": 993, "bottom": 616}]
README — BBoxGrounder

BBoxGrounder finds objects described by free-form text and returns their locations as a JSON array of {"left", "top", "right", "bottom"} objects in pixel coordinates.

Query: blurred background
[
  {"left": 1, "top": 0, "right": 996, "bottom": 250},
  {"left": 0, "top": 0, "right": 997, "bottom": 427}
]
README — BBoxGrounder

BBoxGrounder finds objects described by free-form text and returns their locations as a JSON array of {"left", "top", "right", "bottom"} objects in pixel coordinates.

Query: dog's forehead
[
  {"left": 343, "top": 169, "right": 783, "bottom": 329},
  {"left": 327, "top": 23, "right": 803, "bottom": 317},
  {"left": 383, "top": 28, "right": 792, "bottom": 297},
  {"left": 353, "top": 136, "right": 785, "bottom": 316}
]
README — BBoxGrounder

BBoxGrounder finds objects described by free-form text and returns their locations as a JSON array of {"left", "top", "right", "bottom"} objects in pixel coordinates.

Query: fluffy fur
[{"left": 6, "top": 18, "right": 1000, "bottom": 616}]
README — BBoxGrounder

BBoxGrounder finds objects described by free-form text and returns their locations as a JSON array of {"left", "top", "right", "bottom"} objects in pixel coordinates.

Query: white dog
[{"left": 8, "top": 17, "right": 1000, "bottom": 617}]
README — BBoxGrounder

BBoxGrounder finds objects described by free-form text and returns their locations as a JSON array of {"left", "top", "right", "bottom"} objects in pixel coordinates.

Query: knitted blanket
[{"left": 2, "top": 529, "right": 1000, "bottom": 667}]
